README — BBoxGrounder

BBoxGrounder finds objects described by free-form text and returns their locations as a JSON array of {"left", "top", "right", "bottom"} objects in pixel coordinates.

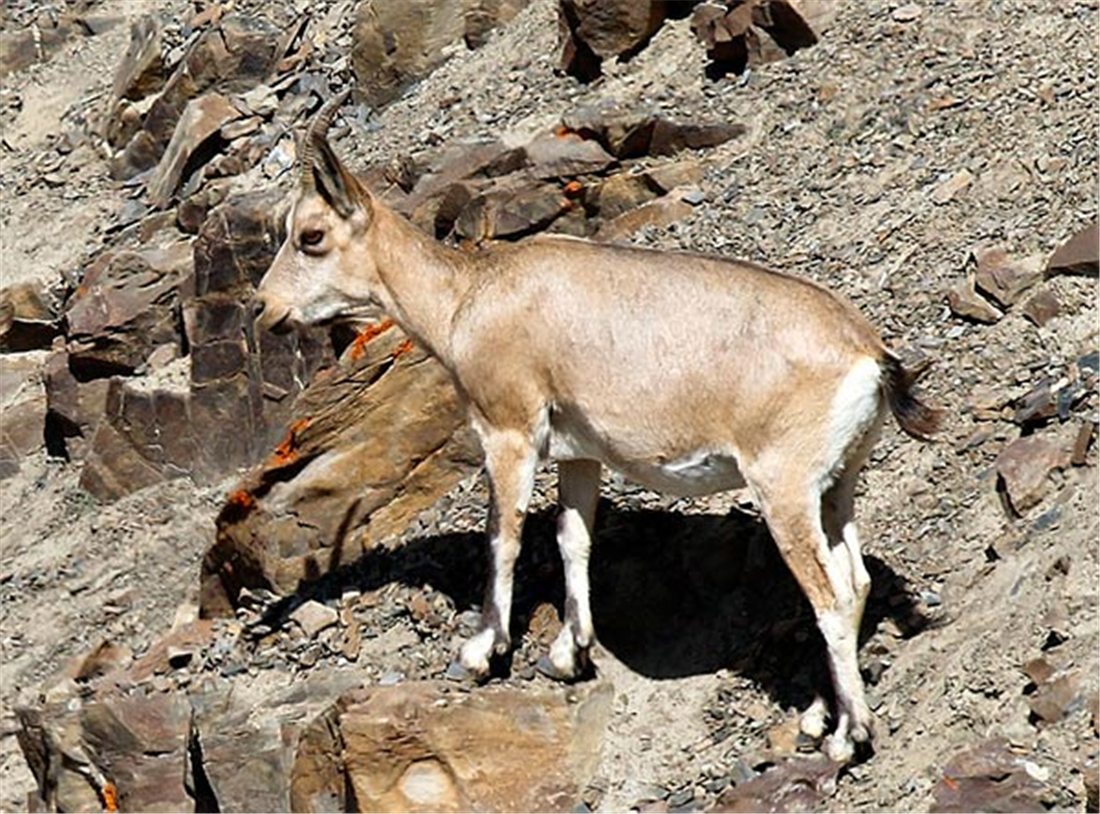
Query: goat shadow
[{"left": 279, "top": 499, "right": 928, "bottom": 715}]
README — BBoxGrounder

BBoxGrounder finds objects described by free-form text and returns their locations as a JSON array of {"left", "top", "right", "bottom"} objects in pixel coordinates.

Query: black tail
[{"left": 881, "top": 353, "right": 942, "bottom": 440}]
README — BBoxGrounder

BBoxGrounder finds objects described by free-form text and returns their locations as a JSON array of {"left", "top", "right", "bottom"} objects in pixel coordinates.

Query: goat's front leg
[
  {"left": 456, "top": 429, "right": 538, "bottom": 680},
  {"left": 540, "top": 458, "right": 601, "bottom": 680}
]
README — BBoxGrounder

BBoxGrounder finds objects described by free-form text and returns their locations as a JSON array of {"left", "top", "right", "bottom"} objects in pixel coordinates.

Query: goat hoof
[
  {"left": 823, "top": 732, "right": 855, "bottom": 765},
  {"left": 444, "top": 659, "right": 475, "bottom": 682},
  {"left": 536, "top": 655, "right": 573, "bottom": 681}
]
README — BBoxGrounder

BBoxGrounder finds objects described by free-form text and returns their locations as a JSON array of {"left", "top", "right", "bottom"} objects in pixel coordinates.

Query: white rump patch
[{"left": 822, "top": 357, "right": 882, "bottom": 487}]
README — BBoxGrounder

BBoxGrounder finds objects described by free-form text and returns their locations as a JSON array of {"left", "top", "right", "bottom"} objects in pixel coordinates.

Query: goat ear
[{"left": 308, "top": 136, "right": 365, "bottom": 220}]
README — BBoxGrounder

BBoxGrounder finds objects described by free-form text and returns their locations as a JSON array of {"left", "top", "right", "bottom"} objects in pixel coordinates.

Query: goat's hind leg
[
  {"left": 753, "top": 474, "right": 872, "bottom": 764},
  {"left": 540, "top": 458, "right": 601, "bottom": 680},
  {"left": 454, "top": 429, "right": 538, "bottom": 680}
]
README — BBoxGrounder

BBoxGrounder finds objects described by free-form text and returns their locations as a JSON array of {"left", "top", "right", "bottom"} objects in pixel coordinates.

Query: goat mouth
[{"left": 268, "top": 312, "right": 294, "bottom": 334}]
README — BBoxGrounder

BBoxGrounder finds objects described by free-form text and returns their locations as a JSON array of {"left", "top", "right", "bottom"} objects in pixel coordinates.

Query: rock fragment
[
  {"left": 996, "top": 435, "right": 1067, "bottom": 515},
  {"left": 146, "top": 92, "right": 241, "bottom": 209},
  {"left": 972, "top": 246, "right": 1043, "bottom": 308},
  {"left": 930, "top": 169, "right": 973, "bottom": 204},
  {"left": 1047, "top": 221, "right": 1099, "bottom": 277},
  {"left": 290, "top": 601, "right": 340, "bottom": 638},
  {"left": 947, "top": 278, "right": 1003, "bottom": 323},
  {"left": 931, "top": 739, "right": 1054, "bottom": 813}
]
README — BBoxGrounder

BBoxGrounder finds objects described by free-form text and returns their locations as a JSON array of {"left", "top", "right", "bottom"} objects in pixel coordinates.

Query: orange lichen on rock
[
  {"left": 226, "top": 490, "right": 256, "bottom": 511},
  {"left": 269, "top": 417, "right": 313, "bottom": 466},
  {"left": 348, "top": 318, "right": 395, "bottom": 361},
  {"left": 391, "top": 339, "right": 415, "bottom": 359},
  {"left": 563, "top": 180, "right": 584, "bottom": 198},
  {"left": 102, "top": 781, "right": 119, "bottom": 813}
]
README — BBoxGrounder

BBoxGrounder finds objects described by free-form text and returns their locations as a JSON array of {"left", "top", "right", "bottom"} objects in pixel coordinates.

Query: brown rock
[
  {"left": 711, "top": 757, "right": 839, "bottom": 813},
  {"left": 1013, "top": 378, "right": 1061, "bottom": 428},
  {"left": 1071, "top": 421, "right": 1095, "bottom": 467},
  {"left": 558, "top": 0, "right": 667, "bottom": 81},
  {"left": 0, "top": 16, "right": 85, "bottom": 79},
  {"left": 564, "top": 102, "right": 745, "bottom": 159},
  {"left": 352, "top": 0, "right": 526, "bottom": 109},
  {"left": 67, "top": 640, "right": 134, "bottom": 683},
  {"left": 103, "top": 15, "right": 164, "bottom": 148},
  {"left": 455, "top": 177, "right": 574, "bottom": 241},
  {"left": 595, "top": 193, "right": 693, "bottom": 242},
  {"left": 194, "top": 671, "right": 370, "bottom": 813},
  {"left": 523, "top": 132, "right": 617, "bottom": 179},
  {"left": 930, "top": 738, "right": 1051, "bottom": 814},
  {"left": 184, "top": 190, "right": 334, "bottom": 485},
  {"left": 66, "top": 239, "right": 192, "bottom": 375},
  {"left": 1021, "top": 288, "right": 1060, "bottom": 327},
  {"left": 1023, "top": 657, "right": 1055, "bottom": 687},
  {"left": 79, "top": 408, "right": 173, "bottom": 501},
  {"left": 930, "top": 168, "right": 973, "bottom": 204},
  {"left": 691, "top": 0, "right": 826, "bottom": 77},
  {"left": 947, "top": 278, "right": 1003, "bottom": 323},
  {"left": 1084, "top": 759, "right": 1098, "bottom": 814},
  {"left": 1028, "top": 669, "right": 1081, "bottom": 724},
  {"left": 291, "top": 601, "right": 340, "bottom": 638},
  {"left": 403, "top": 139, "right": 526, "bottom": 216},
  {"left": 464, "top": 0, "right": 531, "bottom": 48},
  {"left": 110, "top": 14, "right": 281, "bottom": 180},
  {"left": 328, "top": 680, "right": 612, "bottom": 812},
  {"left": 588, "top": 172, "right": 658, "bottom": 220},
  {"left": 1047, "top": 220, "right": 1099, "bottom": 277},
  {"left": 973, "top": 246, "right": 1043, "bottom": 308},
  {"left": 146, "top": 92, "right": 241, "bottom": 209},
  {"left": 0, "top": 352, "right": 49, "bottom": 480},
  {"left": 996, "top": 435, "right": 1067, "bottom": 515},
  {"left": 643, "top": 159, "right": 706, "bottom": 193},
  {"left": 17, "top": 692, "right": 192, "bottom": 814},
  {"left": 201, "top": 323, "right": 479, "bottom": 615},
  {"left": 0, "top": 281, "right": 58, "bottom": 352}
]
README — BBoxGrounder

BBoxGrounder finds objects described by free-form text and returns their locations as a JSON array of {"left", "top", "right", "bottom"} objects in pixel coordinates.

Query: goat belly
[
  {"left": 627, "top": 449, "right": 747, "bottom": 497},
  {"left": 547, "top": 414, "right": 747, "bottom": 496}
]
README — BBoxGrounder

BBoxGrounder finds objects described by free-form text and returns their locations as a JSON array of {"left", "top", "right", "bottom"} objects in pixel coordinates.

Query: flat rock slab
[
  {"left": 996, "top": 434, "right": 1069, "bottom": 515},
  {"left": 325, "top": 680, "right": 613, "bottom": 813},
  {"left": 930, "top": 738, "right": 1054, "bottom": 813},
  {"left": 1047, "top": 220, "right": 1099, "bottom": 277},
  {"left": 147, "top": 92, "right": 242, "bottom": 209}
]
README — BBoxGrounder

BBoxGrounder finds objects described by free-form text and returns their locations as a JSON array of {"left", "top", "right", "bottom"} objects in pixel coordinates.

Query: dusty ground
[{"left": 1, "top": 0, "right": 1098, "bottom": 811}]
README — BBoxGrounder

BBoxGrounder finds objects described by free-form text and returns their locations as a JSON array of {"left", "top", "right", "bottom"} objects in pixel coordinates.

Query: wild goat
[{"left": 252, "top": 93, "right": 939, "bottom": 763}]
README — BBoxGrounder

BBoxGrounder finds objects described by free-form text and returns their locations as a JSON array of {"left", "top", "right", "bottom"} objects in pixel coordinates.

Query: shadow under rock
[{"left": 264, "top": 499, "right": 927, "bottom": 713}]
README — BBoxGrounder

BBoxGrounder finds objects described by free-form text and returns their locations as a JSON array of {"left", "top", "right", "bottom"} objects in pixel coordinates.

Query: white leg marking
[
  {"left": 549, "top": 459, "right": 600, "bottom": 678},
  {"left": 800, "top": 694, "right": 830, "bottom": 740},
  {"left": 458, "top": 426, "right": 539, "bottom": 679}
]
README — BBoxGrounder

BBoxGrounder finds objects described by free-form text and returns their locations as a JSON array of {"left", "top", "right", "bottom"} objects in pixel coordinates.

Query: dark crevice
[
  {"left": 68, "top": 354, "right": 134, "bottom": 383},
  {"left": 187, "top": 726, "right": 220, "bottom": 813},
  {"left": 43, "top": 411, "right": 78, "bottom": 460}
]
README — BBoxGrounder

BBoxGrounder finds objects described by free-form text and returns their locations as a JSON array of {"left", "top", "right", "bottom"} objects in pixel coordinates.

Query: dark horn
[{"left": 300, "top": 89, "right": 352, "bottom": 191}]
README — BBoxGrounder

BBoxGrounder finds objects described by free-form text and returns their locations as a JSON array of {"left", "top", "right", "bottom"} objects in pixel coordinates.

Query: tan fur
[{"left": 253, "top": 115, "right": 937, "bottom": 764}]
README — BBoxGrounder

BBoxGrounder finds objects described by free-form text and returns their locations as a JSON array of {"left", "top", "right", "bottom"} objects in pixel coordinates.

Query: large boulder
[
  {"left": 110, "top": 15, "right": 282, "bottom": 180},
  {"left": 352, "top": 0, "right": 529, "bottom": 110},
  {"left": 558, "top": 0, "right": 668, "bottom": 82},
  {"left": 691, "top": 0, "right": 835, "bottom": 77},
  {"left": 183, "top": 188, "right": 334, "bottom": 486},
  {"left": 65, "top": 239, "right": 192, "bottom": 378},
  {"left": 17, "top": 663, "right": 610, "bottom": 814},
  {"left": 0, "top": 351, "right": 50, "bottom": 480},
  {"left": 312, "top": 681, "right": 613, "bottom": 813},
  {"left": 201, "top": 320, "right": 480, "bottom": 616},
  {"left": 0, "top": 281, "right": 60, "bottom": 352}
]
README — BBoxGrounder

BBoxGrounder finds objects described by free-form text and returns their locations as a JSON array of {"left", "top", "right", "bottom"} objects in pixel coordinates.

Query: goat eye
[{"left": 300, "top": 229, "right": 325, "bottom": 247}]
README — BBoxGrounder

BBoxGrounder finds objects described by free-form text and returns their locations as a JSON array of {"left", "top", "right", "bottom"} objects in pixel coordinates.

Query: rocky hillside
[{"left": 1, "top": 0, "right": 1097, "bottom": 811}]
